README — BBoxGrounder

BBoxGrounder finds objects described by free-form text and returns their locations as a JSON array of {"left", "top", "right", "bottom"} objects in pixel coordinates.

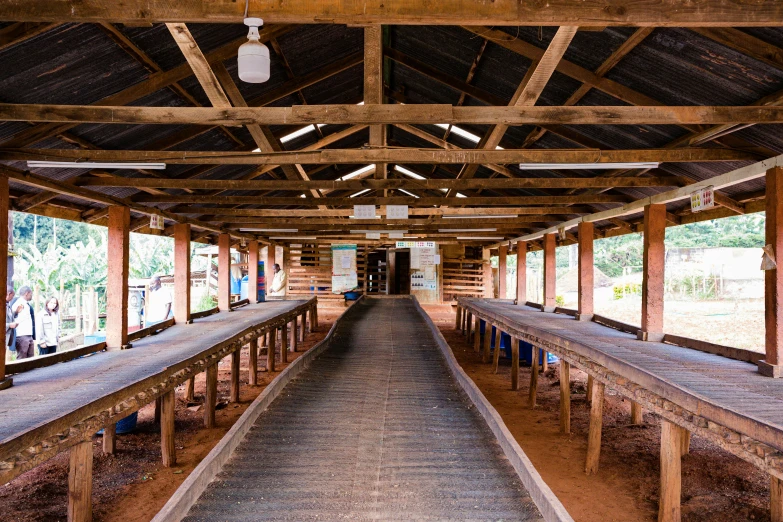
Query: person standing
[
  {"left": 269, "top": 263, "right": 288, "bottom": 298},
  {"left": 5, "top": 286, "right": 17, "bottom": 360},
  {"left": 13, "top": 286, "right": 35, "bottom": 359},
  {"left": 36, "top": 297, "right": 60, "bottom": 355},
  {"left": 146, "top": 275, "right": 173, "bottom": 326}
]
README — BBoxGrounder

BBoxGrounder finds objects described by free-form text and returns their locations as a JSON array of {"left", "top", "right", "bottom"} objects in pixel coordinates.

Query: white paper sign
[
  {"left": 690, "top": 186, "right": 714, "bottom": 213},
  {"left": 353, "top": 205, "right": 376, "bottom": 219},
  {"left": 434, "top": 254, "right": 441, "bottom": 265},
  {"left": 150, "top": 214, "right": 165, "bottom": 230},
  {"left": 386, "top": 205, "right": 409, "bottom": 220},
  {"left": 366, "top": 232, "right": 381, "bottom": 239},
  {"left": 389, "top": 231, "right": 405, "bottom": 239}
]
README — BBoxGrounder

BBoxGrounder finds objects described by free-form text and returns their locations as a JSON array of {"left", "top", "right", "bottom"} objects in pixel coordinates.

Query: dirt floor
[
  {"left": 0, "top": 307, "right": 344, "bottom": 522},
  {"left": 423, "top": 304, "right": 772, "bottom": 522}
]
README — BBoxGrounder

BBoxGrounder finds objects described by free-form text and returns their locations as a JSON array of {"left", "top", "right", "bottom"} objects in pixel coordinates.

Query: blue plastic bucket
[{"left": 97, "top": 411, "right": 138, "bottom": 435}]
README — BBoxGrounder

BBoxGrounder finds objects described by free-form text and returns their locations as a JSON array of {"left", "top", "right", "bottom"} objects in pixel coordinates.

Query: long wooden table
[
  {"left": 457, "top": 297, "right": 783, "bottom": 521},
  {"left": 0, "top": 298, "right": 316, "bottom": 485}
]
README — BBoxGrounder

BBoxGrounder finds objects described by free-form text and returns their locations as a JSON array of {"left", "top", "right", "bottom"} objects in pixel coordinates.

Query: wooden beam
[
  {"left": 78, "top": 176, "right": 684, "bottom": 190},
  {"left": 4, "top": 147, "right": 756, "bottom": 164},
  {"left": 166, "top": 23, "right": 232, "bottom": 107},
  {"left": 173, "top": 206, "right": 590, "bottom": 217},
  {"left": 0, "top": 22, "right": 58, "bottom": 52},
  {"left": 693, "top": 27, "right": 783, "bottom": 72},
  {"left": 366, "top": 27, "right": 387, "bottom": 184},
  {"left": 7, "top": 103, "right": 783, "bottom": 127},
  {"left": 134, "top": 195, "right": 627, "bottom": 205},
  {"left": 3, "top": 1, "right": 782, "bottom": 26}
]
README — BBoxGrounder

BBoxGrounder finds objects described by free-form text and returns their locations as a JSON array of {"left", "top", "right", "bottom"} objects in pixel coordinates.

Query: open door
[{"left": 387, "top": 249, "right": 411, "bottom": 295}]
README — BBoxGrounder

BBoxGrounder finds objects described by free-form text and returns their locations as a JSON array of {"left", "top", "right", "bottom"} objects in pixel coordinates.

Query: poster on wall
[{"left": 331, "top": 244, "right": 358, "bottom": 293}]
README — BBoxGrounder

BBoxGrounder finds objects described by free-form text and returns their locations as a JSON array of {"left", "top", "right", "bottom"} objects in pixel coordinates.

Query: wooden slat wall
[
  {"left": 288, "top": 244, "right": 369, "bottom": 303},
  {"left": 442, "top": 257, "right": 485, "bottom": 304}
]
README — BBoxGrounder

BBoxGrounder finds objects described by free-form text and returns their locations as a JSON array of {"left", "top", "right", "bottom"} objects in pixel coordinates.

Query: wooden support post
[
  {"left": 160, "top": 390, "right": 176, "bottom": 467},
  {"left": 102, "top": 423, "right": 116, "bottom": 455},
  {"left": 466, "top": 311, "right": 473, "bottom": 342},
  {"left": 455, "top": 306, "right": 462, "bottom": 330},
  {"left": 577, "top": 221, "right": 594, "bottom": 321},
  {"left": 585, "top": 379, "right": 605, "bottom": 474},
  {"left": 631, "top": 402, "right": 644, "bottom": 424},
  {"left": 639, "top": 204, "right": 666, "bottom": 342},
  {"left": 0, "top": 175, "right": 8, "bottom": 388},
  {"left": 482, "top": 322, "right": 491, "bottom": 363},
  {"left": 543, "top": 233, "right": 557, "bottom": 312},
  {"left": 542, "top": 351, "right": 549, "bottom": 372},
  {"left": 290, "top": 317, "right": 298, "bottom": 352},
  {"left": 659, "top": 419, "right": 684, "bottom": 522},
  {"left": 461, "top": 308, "right": 467, "bottom": 332},
  {"left": 248, "top": 342, "right": 258, "bottom": 386},
  {"left": 107, "top": 206, "right": 130, "bottom": 350},
  {"left": 482, "top": 247, "right": 493, "bottom": 298},
  {"left": 267, "top": 329, "right": 276, "bottom": 372},
  {"left": 68, "top": 440, "right": 93, "bottom": 522},
  {"left": 587, "top": 374, "right": 594, "bottom": 403},
  {"left": 560, "top": 360, "right": 571, "bottom": 434},
  {"left": 248, "top": 240, "right": 259, "bottom": 304},
  {"left": 299, "top": 312, "right": 306, "bottom": 342},
  {"left": 313, "top": 303, "right": 319, "bottom": 331},
  {"left": 681, "top": 430, "right": 691, "bottom": 456},
  {"left": 762, "top": 166, "right": 783, "bottom": 377},
  {"left": 230, "top": 349, "right": 240, "bottom": 403},
  {"left": 529, "top": 346, "right": 539, "bottom": 407},
  {"left": 498, "top": 244, "right": 508, "bottom": 299},
  {"left": 173, "top": 223, "right": 191, "bottom": 324},
  {"left": 511, "top": 336, "right": 519, "bottom": 391},
  {"left": 186, "top": 377, "right": 195, "bottom": 402},
  {"left": 154, "top": 396, "right": 161, "bottom": 425},
  {"left": 280, "top": 324, "right": 288, "bottom": 363},
  {"left": 493, "top": 328, "right": 501, "bottom": 373},
  {"left": 473, "top": 316, "right": 481, "bottom": 353},
  {"left": 771, "top": 475, "right": 783, "bottom": 522},
  {"left": 204, "top": 364, "right": 217, "bottom": 428},
  {"left": 516, "top": 241, "right": 527, "bottom": 305},
  {"left": 217, "top": 233, "right": 231, "bottom": 311}
]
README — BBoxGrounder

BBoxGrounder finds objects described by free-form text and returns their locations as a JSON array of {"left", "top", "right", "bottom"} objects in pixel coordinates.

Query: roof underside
[{"left": 0, "top": 22, "right": 781, "bottom": 246}]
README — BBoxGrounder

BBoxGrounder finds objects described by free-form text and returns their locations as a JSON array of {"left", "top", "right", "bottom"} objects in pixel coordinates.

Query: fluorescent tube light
[
  {"left": 438, "top": 228, "right": 497, "bottom": 233},
  {"left": 28, "top": 161, "right": 166, "bottom": 170},
  {"left": 398, "top": 189, "right": 420, "bottom": 198},
  {"left": 518, "top": 162, "right": 660, "bottom": 170},
  {"left": 443, "top": 214, "right": 517, "bottom": 219},
  {"left": 350, "top": 189, "right": 372, "bottom": 198},
  {"left": 394, "top": 165, "right": 426, "bottom": 180},
  {"left": 341, "top": 165, "right": 374, "bottom": 180}
]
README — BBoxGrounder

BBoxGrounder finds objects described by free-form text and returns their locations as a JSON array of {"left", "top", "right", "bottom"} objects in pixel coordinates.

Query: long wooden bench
[{"left": 457, "top": 297, "right": 783, "bottom": 522}]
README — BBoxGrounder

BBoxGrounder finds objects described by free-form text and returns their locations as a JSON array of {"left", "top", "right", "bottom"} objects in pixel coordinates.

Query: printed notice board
[{"left": 331, "top": 244, "right": 358, "bottom": 293}]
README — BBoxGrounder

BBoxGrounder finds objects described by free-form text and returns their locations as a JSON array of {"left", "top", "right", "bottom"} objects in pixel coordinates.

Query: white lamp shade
[{"left": 238, "top": 40, "right": 270, "bottom": 83}]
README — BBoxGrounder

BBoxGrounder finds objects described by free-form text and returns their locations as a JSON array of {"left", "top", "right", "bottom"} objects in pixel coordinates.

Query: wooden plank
[
  {"left": 166, "top": 23, "right": 232, "bottom": 108},
  {"left": 585, "top": 379, "right": 604, "bottom": 474},
  {"left": 68, "top": 440, "right": 93, "bottom": 522},
  {"left": 560, "top": 360, "right": 570, "bottom": 434},
  {"left": 4, "top": 0, "right": 783, "bottom": 26},
  {"left": 136, "top": 195, "right": 625, "bottom": 206},
  {"left": 659, "top": 420, "right": 684, "bottom": 522},
  {"left": 6, "top": 103, "right": 783, "bottom": 126},
  {"left": 161, "top": 390, "right": 176, "bottom": 467},
  {"left": 204, "top": 364, "right": 217, "bottom": 428},
  {"left": 5, "top": 342, "right": 107, "bottom": 375}
]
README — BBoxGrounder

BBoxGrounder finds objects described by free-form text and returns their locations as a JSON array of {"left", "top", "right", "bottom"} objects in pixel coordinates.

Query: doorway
[{"left": 388, "top": 249, "right": 411, "bottom": 295}]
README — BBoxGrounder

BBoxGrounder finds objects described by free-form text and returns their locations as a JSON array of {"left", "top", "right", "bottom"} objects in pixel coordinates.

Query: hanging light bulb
[{"left": 238, "top": 18, "right": 270, "bottom": 83}]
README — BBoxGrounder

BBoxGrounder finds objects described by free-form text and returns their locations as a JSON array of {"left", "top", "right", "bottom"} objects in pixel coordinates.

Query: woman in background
[{"left": 36, "top": 297, "right": 60, "bottom": 355}]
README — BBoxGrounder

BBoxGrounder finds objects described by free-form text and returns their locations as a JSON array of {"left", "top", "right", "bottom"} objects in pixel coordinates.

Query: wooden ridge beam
[
  {"left": 2, "top": 0, "right": 782, "bottom": 26},
  {"left": 3, "top": 147, "right": 757, "bottom": 164},
  {"left": 133, "top": 194, "right": 628, "bottom": 205},
  {"left": 0, "top": 22, "right": 59, "bottom": 52},
  {"left": 170, "top": 206, "right": 591, "bottom": 217},
  {"left": 6, "top": 103, "right": 783, "bottom": 126},
  {"left": 78, "top": 176, "right": 684, "bottom": 190}
]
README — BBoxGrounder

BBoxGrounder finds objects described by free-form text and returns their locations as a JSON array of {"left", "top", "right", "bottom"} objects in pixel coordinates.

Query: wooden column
[
  {"left": 543, "top": 233, "right": 557, "bottom": 312},
  {"left": 160, "top": 390, "right": 176, "bottom": 467},
  {"left": 498, "top": 244, "right": 508, "bottom": 299},
  {"left": 560, "top": 360, "right": 571, "bottom": 434},
  {"left": 771, "top": 475, "right": 783, "bottom": 522},
  {"left": 217, "top": 233, "right": 231, "bottom": 311},
  {"left": 473, "top": 316, "right": 481, "bottom": 353},
  {"left": 248, "top": 342, "right": 258, "bottom": 385},
  {"left": 280, "top": 324, "right": 288, "bottom": 363},
  {"left": 585, "top": 379, "right": 605, "bottom": 474},
  {"left": 482, "top": 247, "right": 493, "bottom": 298},
  {"left": 299, "top": 312, "right": 306, "bottom": 342},
  {"left": 631, "top": 402, "right": 644, "bottom": 424},
  {"left": 173, "top": 223, "right": 191, "bottom": 324},
  {"left": 511, "top": 336, "right": 519, "bottom": 391},
  {"left": 230, "top": 350, "right": 240, "bottom": 403},
  {"left": 516, "top": 241, "right": 527, "bottom": 306},
  {"left": 248, "top": 240, "right": 259, "bottom": 304},
  {"left": 312, "top": 302, "right": 319, "bottom": 331},
  {"left": 0, "top": 176, "right": 8, "bottom": 388},
  {"left": 264, "top": 245, "right": 273, "bottom": 300},
  {"left": 204, "top": 364, "right": 217, "bottom": 428},
  {"left": 107, "top": 206, "right": 130, "bottom": 351},
  {"left": 492, "top": 328, "right": 501, "bottom": 373},
  {"left": 455, "top": 306, "right": 462, "bottom": 330},
  {"left": 482, "top": 322, "right": 491, "bottom": 363},
  {"left": 762, "top": 166, "right": 783, "bottom": 377},
  {"left": 639, "top": 204, "right": 666, "bottom": 342},
  {"left": 267, "top": 328, "right": 276, "bottom": 372},
  {"left": 659, "top": 420, "right": 685, "bottom": 522},
  {"left": 186, "top": 377, "right": 195, "bottom": 401},
  {"left": 577, "top": 221, "right": 594, "bottom": 321},
  {"left": 529, "top": 346, "right": 539, "bottom": 407},
  {"left": 465, "top": 311, "right": 473, "bottom": 342},
  {"left": 290, "top": 317, "right": 298, "bottom": 352},
  {"left": 587, "top": 374, "right": 594, "bottom": 402},
  {"left": 68, "top": 440, "right": 93, "bottom": 522},
  {"left": 102, "top": 423, "right": 116, "bottom": 455}
]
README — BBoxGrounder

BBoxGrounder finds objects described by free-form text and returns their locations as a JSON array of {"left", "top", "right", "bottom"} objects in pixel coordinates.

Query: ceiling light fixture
[
  {"left": 27, "top": 161, "right": 166, "bottom": 170},
  {"left": 518, "top": 162, "right": 660, "bottom": 170},
  {"left": 238, "top": 16, "right": 270, "bottom": 83}
]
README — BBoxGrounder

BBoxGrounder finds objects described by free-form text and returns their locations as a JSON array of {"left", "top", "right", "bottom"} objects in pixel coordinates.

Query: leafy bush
[
  {"left": 555, "top": 295, "right": 565, "bottom": 307},
  {"left": 613, "top": 283, "right": 641, "bottom": 300}
]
